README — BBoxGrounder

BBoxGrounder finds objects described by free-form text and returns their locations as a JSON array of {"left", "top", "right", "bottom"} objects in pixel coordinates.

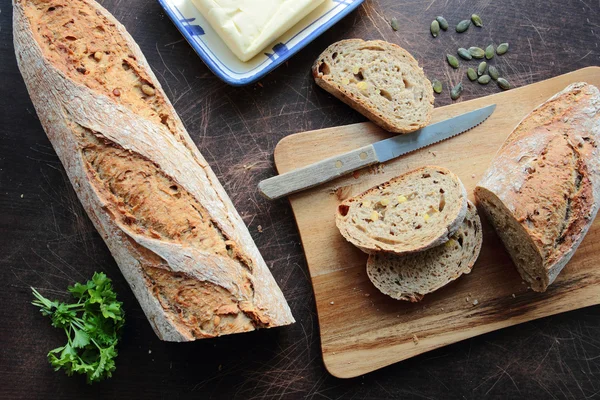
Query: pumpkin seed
[
  {"left": 431, "top": 20, "right": 440, "bottom": 37},
  {"left": 390, "top": 17, "right": 399, "bottom": 31},
  {"left": 458, "top": 48, "right": 472, "bottom": 60},
  {"left": 436, "top": 16, "right": 449, "bottom": 31},
  {"left": 469, "top": 47, "right": 485, "bottom": 59},
  {"left": 477, "top": 61, "right": 487, "bottom": 76},
  {"left": 432, "top": 79, "right": 443, "bottom": 94},
  {"left": 485, "top": 44, "right": 495, "bottom": 59},
  {"left": 456, "top": 19, "right": 471, "bottom": 33},
  {"left": 497, "top": 77, "right": 511, "bottom": 90},
  {"left": 478, "top": 75, "right": 491, "bottom": 84},
  {"left": 447, "top": 54, "right": 460, "bottom": 69},
  {"left": 451, "top": 82, "right": 463, "bottom": 100},
  {"left": 497, "top": 43, "right": 509, "bottom": 55},
  {"left": 488, "top": 65, "right": 499, "bottom": 80},
  {"left": 467, "top": 68, "right": 477, "bottom": 81},
  {"left": 471, "top": 14, "right": 483, "bottom": 27}
]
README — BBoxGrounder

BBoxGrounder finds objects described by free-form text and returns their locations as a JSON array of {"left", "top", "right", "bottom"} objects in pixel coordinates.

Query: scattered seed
[
  {"left": 456, "top": 19, "right": 471, "bottom": 33},
  {"left": 467, "top": 68, "right": 477, "bottom": 81},
  {"left": 436, "top": 16, "right": 449, "bottom": 31},
  {"left": 478, "top": 75, "right": 491, "bottom": 84},
  {"left": 489, "top": 65, "right": 499, "bottom": 80},
  {"left": 458, "top": 48, "right": 472, "bottom": 60},
  {"left": 447, "top": 54, "right": 460, "bottom": 69},
  {"left": 390, "top": 17, "right": 399, "bottom": 31},
  {"left": 469, "top": 47, "right": 485, "bottom": 59},
  {"left": 477, "top": 61, "right": 487, "bottom": 76},
  {"left": 451, "top": 82, "right": 463, "bottom": 100},
  {"left": 497, "top": 77, "right": 511, "bottom": 90},
  {"left": 93, "top": 51, "right": 104, "bottom": 61},
  {"left": 497, "top": 42, "right": 509, "bottom": 55},
  {"left": 472, "top": 299, "right": 479, "bottom": 306},
  {"left": 431, "top": 20, "right": 440, "bottom": 37},
  {"left": 141, "top": 84, "right": 156, "bottom": 96},
  {"left": 485, "top": 44, "right": 495, "bottom": 59},
  {"left": 432, "top": 79, "right": 443, "bottom": 94},
  {"left": 471, "top": 14, "right": 483, "bottom": 27}
]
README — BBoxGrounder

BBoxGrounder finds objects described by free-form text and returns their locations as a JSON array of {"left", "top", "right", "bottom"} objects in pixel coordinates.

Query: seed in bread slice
[
  {"left": 336, "top": 166, "right": 468, "bottom": 255},
  {"left": 367, "top": 201, "right": 482, "bottom": 302},
  {"left": 312, "top": 39, "right": 434, "bottom": 134}
]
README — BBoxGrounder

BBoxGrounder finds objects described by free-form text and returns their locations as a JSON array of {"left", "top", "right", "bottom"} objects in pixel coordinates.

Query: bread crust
[
  {"left": 475, "top": 82, "right": 600, "bottom": 292},
  {"left": 312, "top": 39, "right": 434, "bottom": 134},
  {"left": 13, "top": 0, "right": 294, "bottom": 340}
]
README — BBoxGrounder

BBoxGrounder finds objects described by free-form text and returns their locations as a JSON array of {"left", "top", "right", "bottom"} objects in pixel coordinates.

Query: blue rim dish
[{"left": 156, "top": 0, "right": 365, "bottom": 86}]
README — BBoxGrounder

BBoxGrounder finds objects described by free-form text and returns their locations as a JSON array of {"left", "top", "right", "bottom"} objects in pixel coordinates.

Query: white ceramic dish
[{"left": 157, "top": 0, "right": 365, "bottom": 86}]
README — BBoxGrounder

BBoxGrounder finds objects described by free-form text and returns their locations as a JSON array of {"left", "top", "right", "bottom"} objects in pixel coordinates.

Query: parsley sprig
[{"left": 31, "top": 272, "right": 124, "bottom": 383}]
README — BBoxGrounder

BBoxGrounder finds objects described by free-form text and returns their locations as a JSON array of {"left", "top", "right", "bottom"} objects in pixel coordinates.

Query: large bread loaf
[
  {"left": 13, "top": 0, "right": 294, "bottom": 340},
  {"left": 475, "top": 82, "right": 600, "bottom": 292}
]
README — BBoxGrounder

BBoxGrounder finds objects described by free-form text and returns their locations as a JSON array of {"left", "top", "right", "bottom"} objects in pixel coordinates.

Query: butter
[{"left": 192, "top": 0, "right": 325, "bottom": 62}]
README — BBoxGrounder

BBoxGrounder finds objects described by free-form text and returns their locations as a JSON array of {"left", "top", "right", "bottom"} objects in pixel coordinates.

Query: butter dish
[{"left": 157, "top": 0, "right": 365, "bottom": 86}]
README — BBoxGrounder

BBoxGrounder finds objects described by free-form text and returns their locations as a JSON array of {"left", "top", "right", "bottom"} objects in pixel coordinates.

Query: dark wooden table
[{"left": 1, "top": 0, "right": 600, "bottom": 398}]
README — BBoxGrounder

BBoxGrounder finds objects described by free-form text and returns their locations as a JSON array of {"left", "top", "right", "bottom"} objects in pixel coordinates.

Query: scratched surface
[{"left": 0, "top": 0, "right": 599, "bottom": 398}]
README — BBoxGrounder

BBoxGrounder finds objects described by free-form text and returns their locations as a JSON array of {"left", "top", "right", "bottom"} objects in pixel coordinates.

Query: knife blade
[{"left": 258, "top": 104, "right": 496, "bottom": 200}]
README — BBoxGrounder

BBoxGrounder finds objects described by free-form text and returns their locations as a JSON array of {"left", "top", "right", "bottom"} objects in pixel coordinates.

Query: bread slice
[
  {"left": 475, "top": 82, "right": 600, "bottom": 292},
  {"left": 312, "top": 39, "right": 434, "bottom": 134},
  {"left": 367, "top": 201, "right": 482, "bottom": 302},
  {"left": 336, "top": 166, "right": 468, "bottom": 254}
]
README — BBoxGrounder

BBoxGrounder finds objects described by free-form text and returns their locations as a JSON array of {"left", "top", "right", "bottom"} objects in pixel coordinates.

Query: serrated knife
[{"left": 258, "top": 104, "right": 496, "bottom": 200}]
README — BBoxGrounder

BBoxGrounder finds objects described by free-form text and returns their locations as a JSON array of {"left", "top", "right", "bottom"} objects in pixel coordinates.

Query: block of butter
[{"left": 192, "top": 0, "right": 326, "bottom": 62}]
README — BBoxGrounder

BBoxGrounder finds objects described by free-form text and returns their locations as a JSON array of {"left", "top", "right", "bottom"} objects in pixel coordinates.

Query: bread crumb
[
  {"left": 257, "top": 225, "right": 263, "bottom": 233},
  {"left": 512, "top": 293, "right": 516, "bottom": 298},
  {"left": 148, "top": 349, "right": 152, "bottom": 354},
  {"left": 20, "top": 194, "right": 24, "bottom": 198},
  {"left": 330, "top": 301, "right": 335, "bottom": 305},
  {"left": 412, "top": 334, "right": 419, "bottom": 345},
  {"left": 257, "top": 82, "right": 264, "bottom": 88},
  {"left": 472, "top": 299, "right": 479, "bottom": 306},
  {"left": 218, "top": 364, "right": 222, "bottom": 371},
  {"left": 365, "top": 293, "right": 370, "bottom": 297},
  {"left": 471, "top": 174, "right": 476, "bottom": 179}
]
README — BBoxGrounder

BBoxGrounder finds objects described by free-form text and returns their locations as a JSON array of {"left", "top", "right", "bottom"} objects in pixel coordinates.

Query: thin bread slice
[
  {"left": 367, "top": 201, "right": 482, "bottom": 302},
  {"left": 312, "top": 39, "right": 434, "bottom": 134},
  {"left": 336, "top": 166, "right": 468, "bottom": 255}
]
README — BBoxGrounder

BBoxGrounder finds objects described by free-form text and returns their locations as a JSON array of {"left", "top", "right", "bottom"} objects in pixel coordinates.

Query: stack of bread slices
[{"left": 336, "top": 166, "right": 483, "bottom": 302}]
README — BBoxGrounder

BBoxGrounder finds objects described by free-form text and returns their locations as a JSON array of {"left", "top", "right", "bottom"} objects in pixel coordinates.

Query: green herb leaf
[{"left": 32, "top": 272, "right": 124, "bottom": 384}]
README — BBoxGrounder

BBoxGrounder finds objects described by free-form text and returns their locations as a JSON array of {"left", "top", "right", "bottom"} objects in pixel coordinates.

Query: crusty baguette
[
  {"left": 336, "top": 166, "right": 468, "bottom": 254},
  {"left": 475, "top": 82, "right": 600, "bottom": 292},
  {"left": 312, "top": 39, "right": 434, "bottom": 134},
  {"left": 13, "top": 0, "right": 294, "bottom": 340},
  {"left": 367, "top": 201, "right": 482, "bottom": 302}
]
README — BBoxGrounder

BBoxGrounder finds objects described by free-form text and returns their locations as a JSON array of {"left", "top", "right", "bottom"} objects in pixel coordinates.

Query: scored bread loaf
[
  {"left": 13, "top": 0, "right": 294, "bottom": 340},
  {"left": 475, "top": 82, "right": 600, "bottom": 292},
  {"left": 367, "top": 201, "right": 482, "bottom": 302},
  {"left": 336, "top": 166, "right": 468, "bottom": 254},
  {"left": 312, "top": 39, "right": 434, "bottom": 134}
]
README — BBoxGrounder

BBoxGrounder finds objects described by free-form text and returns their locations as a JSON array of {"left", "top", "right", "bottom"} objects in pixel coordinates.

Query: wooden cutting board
[{"left": 273, "top": 67, "right": 600, "bottom": 379}]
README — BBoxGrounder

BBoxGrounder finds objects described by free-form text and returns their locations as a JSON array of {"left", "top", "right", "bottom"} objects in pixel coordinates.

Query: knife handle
[{"left": 258, "top": 145, "right": 379, "bottom": 200}]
